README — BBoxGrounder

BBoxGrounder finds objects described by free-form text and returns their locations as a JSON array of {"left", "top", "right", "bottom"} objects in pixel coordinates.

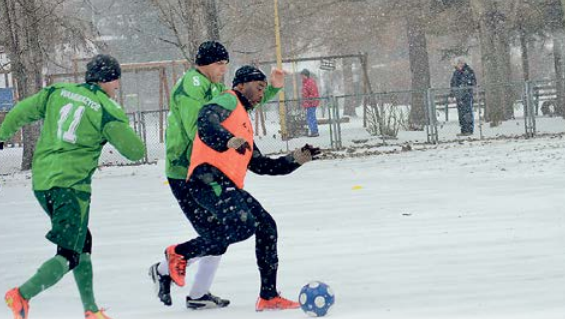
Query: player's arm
[
  {"left": 259, "top": 85, "right": 281, "bottom": 106},
  {"left": 196, "top": 103, "right": 234, "bottom": 152},
  {"left": 102, "top": 109, "right": 145, "bottom": 161},
  {"left": 248, "top": 144, "right": 300, "bottom": 176},
  {"left": 255, "top": 68, "right": 284, "bottom": 107},
  {"left": 0, "top": 88, "right": 51, "bottom": 142},
  {"left": 249, "top": 144, "right": 321, "bottom": 176}
]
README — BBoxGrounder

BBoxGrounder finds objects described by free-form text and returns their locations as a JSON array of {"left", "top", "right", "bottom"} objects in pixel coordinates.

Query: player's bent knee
[
  {"left": 56, "top": 246, "right": 81, "bottom": 270},
  {"left": 82, "top": 230, "right": 92, "bottom": 254}
]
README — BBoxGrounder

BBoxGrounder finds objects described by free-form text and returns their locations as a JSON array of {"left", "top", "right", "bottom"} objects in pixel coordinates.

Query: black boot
[{"left": 148, "top": 263, "right": 172, "bottom": 306}]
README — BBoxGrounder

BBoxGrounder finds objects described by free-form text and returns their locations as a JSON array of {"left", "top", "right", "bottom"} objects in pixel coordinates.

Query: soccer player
[
  {"left": 0, "top": 54, "right": 145, "bottom": 319},
  {"left": 165, "top": 65, "right": 320, "bottom": 311},
  {"left": 149, "top": 41, "right": 285, "bottom": 310}
]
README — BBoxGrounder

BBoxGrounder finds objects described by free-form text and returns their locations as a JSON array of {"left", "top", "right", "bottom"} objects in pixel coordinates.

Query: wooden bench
[{"left": 317, "top": 117, "right": 350, "bottom": 125}]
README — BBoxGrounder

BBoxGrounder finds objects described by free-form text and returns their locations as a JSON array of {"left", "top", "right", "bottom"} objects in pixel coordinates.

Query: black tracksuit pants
[{"left": 169, "top": 177, "right": 279, "bottom": 299}]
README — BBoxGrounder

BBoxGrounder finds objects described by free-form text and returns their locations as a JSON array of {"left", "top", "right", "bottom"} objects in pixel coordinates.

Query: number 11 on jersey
[{"left": 57, "top": 103, "right": 85, "bottom": 144}]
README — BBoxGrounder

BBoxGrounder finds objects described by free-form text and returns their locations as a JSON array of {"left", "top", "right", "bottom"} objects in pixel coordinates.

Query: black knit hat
[
  {"left": 232, "top": 65, "right": 267, "bottom": 87},
  {"left": 85, "top": 54, "right": 121, "bottom": 83},
  {"left": 195, "top": 41, "right": 230, "bottom": 66}
]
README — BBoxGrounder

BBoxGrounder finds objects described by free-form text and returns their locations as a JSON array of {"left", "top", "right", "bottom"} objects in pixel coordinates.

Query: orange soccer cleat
[
  {"left": 165, "top": 245, "right": 187, "bottom": 287},
  {"left": 255, "top": 295, "right": 300, "bottom": 311},
  {"left": 85, "top": 308, "right": 113, "bottom": 319},
  {"left": 5, "top": 288, "right": 29, "bottom": 319}
]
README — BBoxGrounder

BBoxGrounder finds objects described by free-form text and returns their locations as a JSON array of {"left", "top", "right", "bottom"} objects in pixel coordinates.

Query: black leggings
[{"left": 170, "top": 176, "right": 279, "bottom": 299}]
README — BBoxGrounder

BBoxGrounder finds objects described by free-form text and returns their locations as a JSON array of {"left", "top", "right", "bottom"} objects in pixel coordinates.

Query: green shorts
[{"left": 34, "top": 188, "right": 91, "bottom": 253}]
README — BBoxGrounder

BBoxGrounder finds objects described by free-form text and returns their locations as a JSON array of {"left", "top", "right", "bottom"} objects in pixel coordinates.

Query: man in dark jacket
[
  {"left": 450, "top": 58, "right": 477, "bottom": 136},
  {"left": 162, "top": 65, "right": 320, "bottom": 312}
]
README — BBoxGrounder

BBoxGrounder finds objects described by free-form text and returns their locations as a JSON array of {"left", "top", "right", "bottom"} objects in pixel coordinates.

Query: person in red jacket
[{"left": 300, "top": 69, "right": 320, "bottom": 137}]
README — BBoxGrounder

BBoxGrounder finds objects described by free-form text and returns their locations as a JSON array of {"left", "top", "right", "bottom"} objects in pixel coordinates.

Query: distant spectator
[
  {"left": 300, "top": 69, "right": 320, "bottom": 137},
  {"left": 450, "top": 58, "right": 477, "bottom": 136}
]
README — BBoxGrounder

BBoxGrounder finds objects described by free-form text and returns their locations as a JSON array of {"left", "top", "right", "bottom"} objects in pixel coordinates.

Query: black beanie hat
[
  {"left": 195, "top": 41, "right": 230, "bottom": 66},
  {"left": 232, "top": 65, "right": 267, "bottom": 87},
  {"left": 85, "top": 54, "right": 121, "bottom": 83}
]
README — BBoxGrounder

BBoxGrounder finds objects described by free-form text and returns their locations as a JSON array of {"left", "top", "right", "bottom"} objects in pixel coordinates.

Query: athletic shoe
[
  {"left": 148, "top": 263, "right": 172, "bottom": 306},
  {"left": 5, "top": 287, "right": 29, "bottom": 319},
  {"left": 165, "top": 245, "right": 187, "bottom": 287},
  {"left": 255, "top": 294, "right": 300, "bottom": 311},
  {"left": 186, "top": 292, "right": 230, "bottom": 310},
  {"left": 85, "top": 309, "right": 112, "bottom": 319}
]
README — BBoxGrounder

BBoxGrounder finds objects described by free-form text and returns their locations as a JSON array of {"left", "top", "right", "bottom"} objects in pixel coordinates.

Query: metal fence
[{"left": 2, "top": 80, "right": 565, "bottom": 174}]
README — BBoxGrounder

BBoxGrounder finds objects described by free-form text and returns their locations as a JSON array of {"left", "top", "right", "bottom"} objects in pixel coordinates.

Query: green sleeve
[
  {"left": 0, "top": 88, "right": 51, "bottom": 141},
  {"left": 100, "top": 99, "right": 145, "bottom": 161},
  {"left": 258, "top": 85, "right": 282, "bottom": 108},
  {"left": 102, "top": 121, "right": 145, "bottom": 161}
]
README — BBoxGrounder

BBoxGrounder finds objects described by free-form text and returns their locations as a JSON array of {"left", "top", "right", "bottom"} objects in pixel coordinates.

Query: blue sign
[{"left": 0, "top": 88, "right": 15, "bottom": 111}]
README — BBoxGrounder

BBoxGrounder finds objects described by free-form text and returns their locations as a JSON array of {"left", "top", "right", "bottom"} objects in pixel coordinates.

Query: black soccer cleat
[
  {"left": 186, "top": 292, "right": 230, "bottom": 310},
  {"left": 148, "top": 262, "right": 172, "bottom": 306}
]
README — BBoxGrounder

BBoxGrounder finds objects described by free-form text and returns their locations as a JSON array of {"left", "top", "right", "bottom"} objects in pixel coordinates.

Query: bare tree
[
  {"left": 149, "top": 0, "right": 222, "bottom": 61},
  {"left": 0, "top": 0, "right": 96, "bottom": 170},
  {"left": 1, "top": 0, "right": 47, "bottom": 170},
  {"left": 468, "top": 0, "right": 514, "bottom": 125},
  {"left": 405, "top": 1, "right": 432, "bottom": 129},
  {"left": 203, "top": 0, "right": 221, "bottom": 41}
]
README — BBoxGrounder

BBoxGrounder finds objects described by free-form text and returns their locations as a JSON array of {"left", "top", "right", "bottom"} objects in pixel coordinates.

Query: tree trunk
[
  {"left": 1, "top": 0, "right": 44, "bottom": 170},
  {"left": 342, "top": 58, "right": 357, "bottom": 116},
  {"left": 497, "top": 29, "right": 514, "bottom": 120},
  {"left": 406, "top": 12, "right": 431, "bottom": 130},
  {"left": 471, "top": 0, "right": 511, "bottom": 125},
  {"left": 519, "top": 25, "right": 530, "bottom": 82},
  {"left": 177, "top": 0, "right": 201, "bottom": 60},
  {"left": 203, "top": 0, "right": 221, "bottom": 41},
  {"left": 553, "top": 32, "right": 565, "bottom": 116}
]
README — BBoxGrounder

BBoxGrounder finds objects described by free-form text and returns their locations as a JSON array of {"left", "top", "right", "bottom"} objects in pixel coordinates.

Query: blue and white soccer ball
[{"left": 299, "top": 281, "right": 335, "bottom": 317}]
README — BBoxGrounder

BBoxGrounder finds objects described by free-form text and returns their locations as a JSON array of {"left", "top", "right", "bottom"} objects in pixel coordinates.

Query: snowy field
[{"left": 1, "top": 136, "right": 565, "bottom": 319}]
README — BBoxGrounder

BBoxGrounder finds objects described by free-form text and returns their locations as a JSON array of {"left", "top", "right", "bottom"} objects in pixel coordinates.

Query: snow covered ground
[{"left": 1, "top": 136, "right": 564, "bottom": 319}]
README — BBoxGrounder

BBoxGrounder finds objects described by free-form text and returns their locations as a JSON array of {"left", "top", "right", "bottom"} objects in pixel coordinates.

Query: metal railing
[{"left": 2, "top": 80, "right": 565, "bottom": 174}]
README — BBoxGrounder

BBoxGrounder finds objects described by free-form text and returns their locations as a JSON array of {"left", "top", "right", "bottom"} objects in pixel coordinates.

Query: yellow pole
[{"left": 274, "top": 0, "right": 287, "bottom": 139}]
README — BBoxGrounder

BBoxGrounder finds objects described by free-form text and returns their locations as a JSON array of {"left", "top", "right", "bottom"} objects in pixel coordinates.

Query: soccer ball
[{"left": 299, "top": 281, "right": 335, "bottom": 317}]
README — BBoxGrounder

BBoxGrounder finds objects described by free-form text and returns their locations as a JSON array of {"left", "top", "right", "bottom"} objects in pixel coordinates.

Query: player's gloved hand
[
  {"left": 293, "top": 144, "right": 321, "bottom": 165},
  {"left": 227, "top": 137, "right": 251, "bottom": 155}
]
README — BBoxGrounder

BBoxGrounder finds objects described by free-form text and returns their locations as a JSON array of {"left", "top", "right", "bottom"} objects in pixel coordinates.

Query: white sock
[{"left": 189, "top": 255, "right": 222, "bottom": 299}]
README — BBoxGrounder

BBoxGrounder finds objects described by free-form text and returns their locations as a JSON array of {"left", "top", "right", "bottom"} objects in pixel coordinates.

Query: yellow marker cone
[{"left": 352, "top": 185, "right": 363, "bottom": 190}]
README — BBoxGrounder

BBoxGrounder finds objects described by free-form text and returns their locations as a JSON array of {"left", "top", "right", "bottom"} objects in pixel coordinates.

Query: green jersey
[
  {"left": 0, "top": 83, "right": 145, "bottom": 193},
  {"left": 165, "top": 68, "right": 281, "bottom": 179}
]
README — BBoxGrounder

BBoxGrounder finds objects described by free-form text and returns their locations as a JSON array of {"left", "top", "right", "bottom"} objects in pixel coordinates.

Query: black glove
[
  {"left": 0, "top": 141, "right": 4, "bottom": 150},
  {"left": 293, "top": 144, "right": 321, "bottom": 164},
  {"left": 302, "top": 144, "right": 321, "bottom": 158},
  {"left": 227, "top": 137, "right": 251, "bottom": 155}
]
